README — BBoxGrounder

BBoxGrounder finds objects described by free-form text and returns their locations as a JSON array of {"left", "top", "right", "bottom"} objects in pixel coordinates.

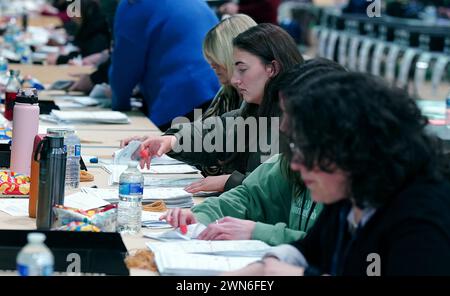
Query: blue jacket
[{"left": 109, "top": 0, "right": 220, "bottom": 126}]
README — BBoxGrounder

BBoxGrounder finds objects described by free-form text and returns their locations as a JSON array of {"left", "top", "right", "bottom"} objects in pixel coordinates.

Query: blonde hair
[{"left": 203, "top": 14, "right": 257, "bottom": 80}]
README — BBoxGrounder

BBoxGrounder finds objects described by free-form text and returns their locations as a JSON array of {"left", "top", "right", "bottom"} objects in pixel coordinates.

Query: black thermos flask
[{"left": 35, "top": 135, "right": 67, "bottom": 230}]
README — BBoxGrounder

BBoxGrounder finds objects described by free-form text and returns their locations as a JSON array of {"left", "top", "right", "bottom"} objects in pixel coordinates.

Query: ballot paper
[
  {"left": 112, "top": 142, "right": 185, "bottom": 166},
  {"left": 103, "top": 164, "right": 200, "bottom": 185},
  {"left": 81, "top": 187, "right": 194, "bottom": 208},
  {"left": 153, "top": 252, "right": 260, "bottom": 276},
  {"left": 64, "top": 192, "right": 110, "bottom": 211},
  {"left": 55, "top": 96, "right": 101, "bottom": 107},
  {"left": 45, "top": 110, "right": 130, "bottom": 124},
  {"left": 147, "top": 239, "right": 272, "bottom": 275},
  {"left": 54, "top": 101, "right": 86, "bottom": 109},
  {"left": 113, "top": 141, "right": 141, "bottom": 165},
  {"left": 140, "top": 164, "right": 200, "bottom": 174},
  {"left": 147, "top": 239, "right": 272, "bottom": 257},
  {"left": 0, "top": 199, "right": 28, "bottom": 216},
  {"left": 142, "top": 176, "right": 202, "bottom": 188},
  {"left": 149, "top": 155, "right": 184, "bottom": 166},
  {"left": 144, "top": 223, "right": 207, "bottom": 241},
  {"left": 89, "top": 83, "right": 110, "bottom": 98},
  {"left": 141, "top": 211, "right": 171, "bottom": 229}
]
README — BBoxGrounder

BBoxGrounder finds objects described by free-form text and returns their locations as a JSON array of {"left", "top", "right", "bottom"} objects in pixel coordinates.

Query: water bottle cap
[
  {"left": 46, "top": 135, "right": 64, "bottom": 148},
  {"left": 15, "top": 88, "right": 39, "bottom": 104},
  {"left": 47, "top": 127, "right": 74, "bottom": 137},
  {"left": 128, "top": 161, "right": 139, "bottom": 168},
  {"left": 27, "top": 232, "right": 46, "bottom": 244}
]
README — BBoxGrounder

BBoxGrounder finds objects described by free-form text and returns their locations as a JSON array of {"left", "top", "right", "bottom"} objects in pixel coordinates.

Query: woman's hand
[
  {"left": 119, "top": 135, "right": 149, "bottom": 148},
  {"left": 184, "top": 175, "right": 231, "bottom": 194},
  {"left": 140, "top": 135, "right": 176, "bottom": 169},
  {"left": 197, "top": 217, "right": 256, "bottom": 241},
  {"left": 223, "top": 257, "right": 305, "bottom": 276},
  {"left": 69, "top": 74, "right": 93, "bottom": 93},
  {"left": 79, "top": 51, "right": 108, "bottom": 66},
  {"left": 160, "top": 208, "right": 196, "bottom": 228}
]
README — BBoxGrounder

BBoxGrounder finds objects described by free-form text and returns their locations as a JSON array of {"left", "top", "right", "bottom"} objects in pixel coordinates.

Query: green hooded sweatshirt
[{"left": 192, "top": 154, "right": 323, "bottom": 246}]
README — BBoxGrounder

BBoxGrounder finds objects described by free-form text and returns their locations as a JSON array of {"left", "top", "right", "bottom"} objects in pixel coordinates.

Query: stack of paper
[
  {"left": 141, "top": 176, "right": 202, "bottom": 187},
  {"left": 0, "top": 199, "right": 29, "bottom": 216},
  {"left": 103, "top": 163, "right": 200, "bottom": 185},
  {"left": 144, "top": 223, "right": 206, "bottom": 241},
  {"left": 64, "top": 192, "right": 110, "bottom": 211},
  {"left": 46, "top": 110, "right": 130, "bottom": 124},
  {"left": 81, "top": 187, "right": 194, "bottom": 208},
  {"left": 140, "top": 164, "right": 200, "bottom": 174},
  {"left": 150, "top": 155, "right": 184, "bottom": 166},
  {"left": 146, "top": 240, "right": 272, "bottom": 276},
  {"left": 55, "top": 96, "right": 101, "bottom": 107},
  {"left": 153, "top": 252, "right": 259, "bottom": 276},
  {"left": 141, "top": 211, "right": 171, "bottom": 229}
]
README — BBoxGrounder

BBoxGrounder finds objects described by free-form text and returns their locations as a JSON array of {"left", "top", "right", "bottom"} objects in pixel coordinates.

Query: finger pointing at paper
[
  {"left": 160, "top": 208, "right": 197, "bottom": 228},
  {"left": 197, "top": 217, "right": 256, "bottom": 241}
]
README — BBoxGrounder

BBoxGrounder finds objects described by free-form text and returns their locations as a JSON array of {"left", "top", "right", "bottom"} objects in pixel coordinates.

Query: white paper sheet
[
  {"left": 64, "top": 192, "right": 110, "bottom": 210},
  {"left": 0, "top": 199, "right": 29, "bottom": 216}
]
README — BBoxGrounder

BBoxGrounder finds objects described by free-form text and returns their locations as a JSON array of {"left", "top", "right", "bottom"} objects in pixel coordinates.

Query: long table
[{"left": 0, "top": 64, "right": 202, "bottom": 276}]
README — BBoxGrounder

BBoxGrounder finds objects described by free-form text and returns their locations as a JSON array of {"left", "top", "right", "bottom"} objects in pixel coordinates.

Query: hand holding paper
[{"left": 140, "top": 135, "right": 177, "bottom": 169}]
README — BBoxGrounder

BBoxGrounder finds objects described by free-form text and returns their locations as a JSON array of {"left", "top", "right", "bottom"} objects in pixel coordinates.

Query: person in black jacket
[
  {"left": 225, "top": 72, "right": 450, "bottom": 276},
  {"left": 47, "top": 0, "right": 111, "bottom": 65}
]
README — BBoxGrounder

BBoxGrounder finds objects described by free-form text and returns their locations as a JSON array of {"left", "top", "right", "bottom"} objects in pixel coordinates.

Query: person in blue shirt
[{"left": 109, "top": 0, "right": 221, "bottom": 129}]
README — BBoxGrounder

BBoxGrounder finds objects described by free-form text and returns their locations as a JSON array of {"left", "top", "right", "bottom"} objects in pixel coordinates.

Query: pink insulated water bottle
[{"left": 10, "top": 88, "right": 40, "bottom": 176}]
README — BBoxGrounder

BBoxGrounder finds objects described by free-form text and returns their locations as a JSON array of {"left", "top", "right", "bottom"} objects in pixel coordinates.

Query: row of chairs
[{"left": 313, "top": 26, "right": 450, "bottom": 100}]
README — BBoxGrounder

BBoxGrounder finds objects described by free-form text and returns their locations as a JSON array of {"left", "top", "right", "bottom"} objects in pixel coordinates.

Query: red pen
[
  {"left": 180, "top": 224, "right": 187, "bottom": 235},
  {"left": 140, "top": 149, "right": 149, "bottom": 159}
]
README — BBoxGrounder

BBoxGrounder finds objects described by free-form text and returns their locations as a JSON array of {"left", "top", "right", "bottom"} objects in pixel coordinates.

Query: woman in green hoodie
[{"left": 162, "top": 58, "right": 347, "bottom": 246}]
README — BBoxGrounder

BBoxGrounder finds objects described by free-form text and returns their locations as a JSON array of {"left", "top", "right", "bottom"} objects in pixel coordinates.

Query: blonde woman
[
  {"left": 122, "top": 14, "right": 258, "bottom": 179},
  {"left": 200, "top": 14, "right": 257, "bottom": 119}
]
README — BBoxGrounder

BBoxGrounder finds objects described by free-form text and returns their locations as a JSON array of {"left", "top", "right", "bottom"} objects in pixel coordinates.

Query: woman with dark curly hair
[{"left": 225, "top": 72, "right": 450, "bottom": 276}]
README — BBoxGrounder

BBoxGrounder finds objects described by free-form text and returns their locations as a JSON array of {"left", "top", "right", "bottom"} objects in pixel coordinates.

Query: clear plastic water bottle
[
  {"left": 117, "top": 161, "right": 143, "bottom": 234},
  {"left": 17, "top": 44, "right": 32, "bottom": 65},
  {"left": 0, "top": 55, "right": 9, "bottom": 98},
  {"left": 65, "top": 130, "right": 81, "bottom": 189},
  {"left": 4, "top": 17, "right": 19, "bottom": 47},
  {"left": 446, "top": 91, "right": 450, "bottom": 129},
  {"left": 16, "top": 232, "right": 54, "bottom": 276},
  {"left": 4, "top": 69, "right": 22, "bottom": 121}
]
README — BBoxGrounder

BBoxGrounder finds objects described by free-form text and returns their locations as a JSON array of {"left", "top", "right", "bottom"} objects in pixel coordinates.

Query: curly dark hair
[
  {"left": 285, "top": 72, "right": 449, "bottom": 208},
  {"left": 276, "top": 58, "right": 347, "bottom": 194}
]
